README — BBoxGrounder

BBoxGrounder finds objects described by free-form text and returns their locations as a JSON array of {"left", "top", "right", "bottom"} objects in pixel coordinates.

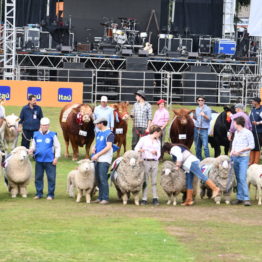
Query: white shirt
[
  {"left": 170, "top": 146, "right": 198, "bottom": 172},
  {"left": 134, "top": 135, "right": 161, "bottom": 160}
]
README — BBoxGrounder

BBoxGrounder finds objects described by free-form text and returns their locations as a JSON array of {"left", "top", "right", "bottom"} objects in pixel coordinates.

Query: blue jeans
[
  {"left": 232, "top": 156, "right": 250, "bottom": 201},
  {"left": 186, "top": 161, "right": 209, "bottom": 189},
  {"left": 194, "top": 127, "right": 210, "bottom": 160},
  {"left": 35, "top": 162, "right": 56, "bottom": 198},
  {"left": 95, "top": 162, "right": 110, "bottom": 201}
]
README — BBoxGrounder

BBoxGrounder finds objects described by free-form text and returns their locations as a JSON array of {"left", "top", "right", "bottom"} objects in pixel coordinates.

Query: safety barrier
[{"left": 15, "top": 67, "right": 261, "bottom": 106}]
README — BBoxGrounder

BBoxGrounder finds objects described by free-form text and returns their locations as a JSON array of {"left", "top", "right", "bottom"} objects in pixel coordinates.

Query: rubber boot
[
  {"left": 254, "top": 151, "right": 261, "bottom": 164},
  {"left": 205, "top": 179, "right": 220, "bottom": 199},
  {"left": 181, "top": 189, "right": 194, "bottom": 206},
  {"left": 249, "top": 151, "right": 255, "bottom": 165}
]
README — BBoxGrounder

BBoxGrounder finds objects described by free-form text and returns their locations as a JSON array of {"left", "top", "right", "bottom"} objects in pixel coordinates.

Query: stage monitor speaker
[
  {"left": 182, "top": 68, "right": 217, "bottom": 104},
  {"left": 126, "top": 57, "right": 148, "bottom": 71},
  {"left": 138, "top": 49, "right": 149, "bottom": 57},
  {"left": 103, "top": 47, "right": 116, "bottom": 54},
  {"left": 121, "top": 49, "right": 133, "bottom": 56}
]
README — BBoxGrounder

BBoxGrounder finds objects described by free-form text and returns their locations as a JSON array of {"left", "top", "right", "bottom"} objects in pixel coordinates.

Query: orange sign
[{"left": 0, "top": 80, "right": 83, "bottom": 107}]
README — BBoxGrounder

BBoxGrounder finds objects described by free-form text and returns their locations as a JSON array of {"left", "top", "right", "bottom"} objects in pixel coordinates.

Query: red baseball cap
[{"left": 157, "top": 99, "right": 166, "bottom": 105}]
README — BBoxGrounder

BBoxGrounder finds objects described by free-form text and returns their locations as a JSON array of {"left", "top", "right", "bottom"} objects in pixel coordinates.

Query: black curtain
[
  {"left": 16, "top": 0, "right": 59, "bottom": 26},
  {"left": 173, "top": 0, "right": 223, "bottom": 37}
]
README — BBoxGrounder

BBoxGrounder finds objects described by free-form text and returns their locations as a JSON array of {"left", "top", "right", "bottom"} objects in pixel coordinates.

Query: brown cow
[
  {"left": 60, "top": 104, "right": 95, "bottom": 160},
  {"left": 169, "top": 108, "right": 195, "bottom": 149},
  {"left": 111, "top": 102, "right": 129, "bottom": 158}
]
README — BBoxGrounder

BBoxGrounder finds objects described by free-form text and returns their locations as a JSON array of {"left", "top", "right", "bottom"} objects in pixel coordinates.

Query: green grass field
[{"left": 0, "top": 105, "right": 262, "bottom": 262}]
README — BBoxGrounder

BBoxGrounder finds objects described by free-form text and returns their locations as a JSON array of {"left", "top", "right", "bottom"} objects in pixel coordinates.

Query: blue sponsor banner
[
  {"left": 58, "top": 88, "right": 72, "bottom": 102},
  {"left": 0, "top": 86, "right": 11, "bottom": 100},
  {"left": 27, "top": 87, "right": 42, "bottom": 101}
]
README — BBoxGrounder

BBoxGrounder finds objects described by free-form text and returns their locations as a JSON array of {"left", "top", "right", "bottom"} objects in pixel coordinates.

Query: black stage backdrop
[
  {"left": 64, "top": 0, "right": 162, "bottom": 46},
  {"left": 172, "top": 0, "right": 223, "bottom": 37},
  {"left": 16, "top": 0, "right": 58, "bottom": 27}
]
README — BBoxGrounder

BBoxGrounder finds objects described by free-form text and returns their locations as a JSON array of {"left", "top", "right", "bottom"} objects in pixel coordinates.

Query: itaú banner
[
  {"left": 248, "top": 0, "right": 262, "bottom": 36},
  {"left": 0, "top": 80, "right": 83, "bottom": 107}
]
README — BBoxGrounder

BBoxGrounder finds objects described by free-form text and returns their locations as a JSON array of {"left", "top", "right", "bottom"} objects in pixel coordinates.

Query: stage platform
[{"left": 16, "top": 51, "right": 258, "bottom": 75}]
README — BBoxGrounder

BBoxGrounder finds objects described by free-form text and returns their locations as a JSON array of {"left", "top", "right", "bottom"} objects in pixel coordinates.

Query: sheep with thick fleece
[
  {"left": 247, "top": 164, "right": 262, "bottom": 205},
  {"left": 5, "top": 146, "right": 32, "bottom": 198},
  {"left": 111, "top": 150, "right": 144, "bottom": 205},
  {"left": 67, "top": 159, "right": 95, "bottom": 203},
  {"left": 200, "top": 155, "right": 235, "bottom": 205},
  {"left": 161, "top": 161, "right": 198, "bottom": 206}
]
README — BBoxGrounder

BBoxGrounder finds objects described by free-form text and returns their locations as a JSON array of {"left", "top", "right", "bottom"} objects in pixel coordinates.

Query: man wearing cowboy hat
[
  {"left": 152, "top": 99, "right": 170, "bottom": 145},
  {"left": 131, "top": 90, "right": 152, "bottom": 149}
]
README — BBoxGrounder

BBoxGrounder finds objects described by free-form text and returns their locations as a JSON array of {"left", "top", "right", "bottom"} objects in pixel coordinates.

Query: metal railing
[{"left": 16, "top": 66, "right": 261, "bottom": 106}]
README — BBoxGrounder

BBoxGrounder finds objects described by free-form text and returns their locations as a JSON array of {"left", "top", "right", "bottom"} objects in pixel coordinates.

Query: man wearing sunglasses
[{"left": 194, "top": 96, "right": 212, "bottom": 160}]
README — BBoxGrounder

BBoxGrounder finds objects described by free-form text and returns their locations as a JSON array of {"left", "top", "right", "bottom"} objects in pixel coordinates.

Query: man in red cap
[{"left": 152, "top": 99, "right": 170, "bottom": 145}]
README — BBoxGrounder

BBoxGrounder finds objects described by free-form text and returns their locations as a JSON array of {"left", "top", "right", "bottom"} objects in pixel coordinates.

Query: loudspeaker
[
  {"left": 182, "top": 66, "right": 217, "bottom": 104},
  {"left": 199, "top": 37, "right": 212, "bottom": 54},
  {"left": 40, "top": 31, "right": 50, "bottom": 49},
  {"left": 121, "top": 71, "right": 155, "bottom": 102},
  {"left": 57, "top": 70, "right": 93, "bottom": 102},
  {"left": 121, "top": 49, "right": 133, "bottom": 56},
  {"left": 126, "top": 57, "right": 148, "bottom": 71}
]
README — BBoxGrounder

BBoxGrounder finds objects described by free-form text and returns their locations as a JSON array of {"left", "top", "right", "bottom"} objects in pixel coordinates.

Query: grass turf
[{"left": 0, "top": 105, "right": 261, "bottom": 262}]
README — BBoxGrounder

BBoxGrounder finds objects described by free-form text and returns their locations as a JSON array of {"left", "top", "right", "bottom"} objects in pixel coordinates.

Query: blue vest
[
  {"left": 33, "top": 131, "right": 56, "bottom": 162},
  {"left": 95, "top": 129, "right": 112, "bottom": 154}
]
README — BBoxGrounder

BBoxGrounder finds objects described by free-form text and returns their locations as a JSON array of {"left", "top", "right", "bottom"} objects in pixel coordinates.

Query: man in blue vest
[
  {"left": 18, "top": 95, "right": 43, "bottom": 149},
  {"left": 91, "top": 117, "right": 114, "bottom": 204},
  {"left": 29, "top": 117, "right": 61, "bottom": 200}
]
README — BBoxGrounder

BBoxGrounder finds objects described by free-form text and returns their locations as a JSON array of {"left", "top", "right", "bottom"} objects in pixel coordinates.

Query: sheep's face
[
  {"left": 77, "top": 160, "right": 94, "bottom": 174},
  {"left": 123, "top": 150, "right": 142, "bottom": 167},
  {"left": 163, "top": 168, "right": 172, "bottom": 176},
  {"left": 11, "top": 148, "right": 28, "bottom": 161},
  {"left": 5, "top": 114, "right": 19, "bottom": 132},
  {"left": 218, "top": 158, "right": 231, "bottom": 179}
]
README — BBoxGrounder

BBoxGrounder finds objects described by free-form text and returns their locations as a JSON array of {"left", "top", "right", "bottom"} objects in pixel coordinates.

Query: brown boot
[
  {"left": 249, "top": 151, "right": 255, "bottom": 165},
  {"left": 205, "top": 179, "right": 220, "bottom": 199},
  {"left": 254, "top": 151, "right": 261, "bottom": 164},
  {"left": 181, "top": 189, "right": 194, "bottom": 206}
]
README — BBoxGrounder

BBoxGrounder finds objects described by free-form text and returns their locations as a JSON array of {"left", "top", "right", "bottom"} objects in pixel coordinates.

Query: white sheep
[
  {"left": 200, "top": 155, "right": 235, "bottom": 205},
  {"left": 161, "top": 161, "right": 198, "bottom": 206},
  {"left": 247, "top": 164, "right": 262, "bottom": 205},
  {"left": 4, "top": 146, "right": 32, "bottom": 198},
  {"left": 67, "top": 159, "right": 96, "bottom": 204},
  {"left": 111, "top": 150, "right": 145, "bottom": 205}
]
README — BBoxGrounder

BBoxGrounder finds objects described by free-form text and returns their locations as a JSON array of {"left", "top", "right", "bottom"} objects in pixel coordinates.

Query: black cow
[{"left": 209, "top": 106, "right": 235, "bottom": 157}]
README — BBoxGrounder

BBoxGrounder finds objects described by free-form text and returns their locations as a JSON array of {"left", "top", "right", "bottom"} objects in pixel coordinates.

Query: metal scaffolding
[{"left": 3, "top": 0, "right": 16, "bottom": 79}]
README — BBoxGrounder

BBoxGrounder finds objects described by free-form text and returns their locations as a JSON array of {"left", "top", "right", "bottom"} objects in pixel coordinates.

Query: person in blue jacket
[
  {"left": 18, "top": 95, "right": 43, "bottom": 149},
  {"left": 91, "top": 117, "right": 115, "bottom": 204},
  {"left": 29, "top": 117, "right": 61, "bottom": 200}
]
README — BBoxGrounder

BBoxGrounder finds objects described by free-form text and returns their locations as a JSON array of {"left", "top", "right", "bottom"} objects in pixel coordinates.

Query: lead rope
[{"left": 22, "top": 130, "right": 32, "bottom": 142}]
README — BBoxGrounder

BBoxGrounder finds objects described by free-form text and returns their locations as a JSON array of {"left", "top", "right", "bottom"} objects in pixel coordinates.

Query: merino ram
[
  {"left": 200, "top": 155, "right": 235, "bottom": 205},
  {"left": 247, "top": 164, "right": 262, "bottom": 205},
  {"left": 161, "top": 161, "right": 198, "bottom": 206},
  {"left": 5, "top": 146, "right": 32, "bottom": 198},
  {"left": 67, "top": 159, "right": 96, "bottom": 203},
  {"left": 111, "top": 150, "right": 144, "bottom": 205}
]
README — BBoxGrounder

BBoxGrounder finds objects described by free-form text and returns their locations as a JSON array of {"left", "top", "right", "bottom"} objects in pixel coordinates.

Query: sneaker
[
  {"left": 92, "top": 199, "right": 101, "bottom": 203},
  {"left": 140, "top": 200, "right": 147, "bottom": 205},
  {"left": 231, "top": 199, "right": 243, "bottom": 205},
  {"left": 99, "top": 200, "right": 109, "bottom": 205},
  {"left": 46, "top": 196, "right": 53, "bottom": 200},
  {"left": 33, "top": 196, "right": 41, "bottom": 199},
  {"left": 243, "top": 200, "right": 251, "bottom": 206},
  {"left": 152, "top": 198, "right": 160, "bottom": 206}
]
